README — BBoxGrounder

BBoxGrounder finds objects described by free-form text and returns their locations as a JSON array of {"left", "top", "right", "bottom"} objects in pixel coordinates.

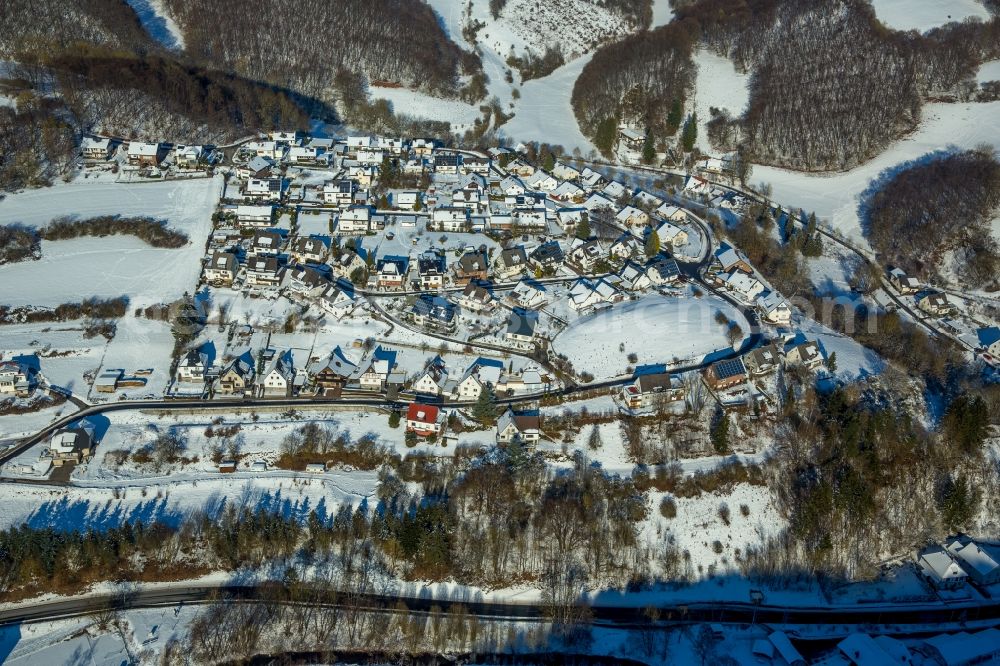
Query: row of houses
[
  {"left": 81, "top": 136, "right": 216, "bottom": 170},
  {"left": 710, "top": 244, "right": 793, "bottom": 326},
  {"left": 404, "top": 402, "right": 542, "bottom": 447},
  {"left": 702, "top": 335, "right": 826, "bottom": 392}
]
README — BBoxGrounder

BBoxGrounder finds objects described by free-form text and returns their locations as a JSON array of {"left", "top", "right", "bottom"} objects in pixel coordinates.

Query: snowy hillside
[{"left": 869, "top": 0, "right": 992, "bottom": 32}]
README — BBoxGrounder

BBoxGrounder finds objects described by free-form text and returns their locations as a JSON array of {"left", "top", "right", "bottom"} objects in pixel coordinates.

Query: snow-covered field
[
  {"left": 692, "top": 48, "right": 751, "bottom": 154},
  {"left": 0, "top": 177, "right": 221, "bottom": 308},
  {"left": 979, "top": 59, "right": 1000, "bottom": 83},
  {"left": 370, "top": 86, "right": 482, "bottom": 132},
  {"left": 754, "top": 101, "right": 1000, "bottom": 243},
  {"left": 500, "top": 54, "right": 597, "bottom": 153},
  {"left": 553, "top": 294, "right": 749, "bottom": 380},
  {"left": 869, "top": 0, "right": 992, "bottom": 32},
  {"left": 651, "top": 0, "right": 675, "bottom": 28}
]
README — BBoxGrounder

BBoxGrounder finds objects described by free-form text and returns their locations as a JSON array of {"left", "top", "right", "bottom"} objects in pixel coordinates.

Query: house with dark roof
[
  {"left": 454, "top": 249, "right": 490, "bottom": 285},
  {"left": 505, "top": 308, "right": 538, "bottom": 343},
  {"left": 704, "top": 357, "right": 748, "bottom": 390},
  {"left": 620, "top": 372, "right": 685, "bottom": 410},
  {"left": 496, "top": 408, "right": 541, "bottom": 446},
  {"left": 309, "top": 346, "right": 357, "bottom": 397},
  {"left": 410, "top": 295, "right": 456, "bottom": 332},
  {"left": 529, "top": 241, "right": 565, "bottom": 272}
]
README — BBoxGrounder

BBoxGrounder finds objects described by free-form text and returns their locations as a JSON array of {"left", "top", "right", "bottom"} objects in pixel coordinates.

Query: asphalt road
[{"left": 3, "top": 582, "right": 1000, "bottom": 632}]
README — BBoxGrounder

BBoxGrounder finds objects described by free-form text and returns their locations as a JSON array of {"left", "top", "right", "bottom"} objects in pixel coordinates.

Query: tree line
[
  {"left": 162, "top": 0, "right": 480, "bottom": 101},
  {"left": 862, "top": 147, "right": 1000, "bottom": 289}
]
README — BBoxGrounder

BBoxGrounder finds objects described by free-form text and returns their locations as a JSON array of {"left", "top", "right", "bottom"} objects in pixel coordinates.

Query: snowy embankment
[
  {"left": 692, "top": 48, "right": 751, "bottom": 155},
  {"left": 124, "top": 0, "right": 185, "bottom": 50},
  {"left": 552, "top": 294, "right": 749, "bottom": 380},
  {"left": 0, "top": 177, "right": 222, "bottom": 308},
  {"left": 754, "top": 101, "right": 1000, "bottom": 243},
  {"left": 869, "top": 0, "right": 991, "bottom": 32}
]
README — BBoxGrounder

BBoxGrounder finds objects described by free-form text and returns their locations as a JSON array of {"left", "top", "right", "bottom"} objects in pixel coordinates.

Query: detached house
[
  {"left": 338, "top": 205, "right": 374, "bottom": 233},
  {"left": 454, "top": 250, "right": 490, "bottom": 285},
  {"left": 245, "top": 256, "right": 283, "bottom": 287},
  {"left": 745, "top": 343, "right": 781, "bottom": 376},
  {"left": 176, "top": 349, "right": 209, "bottom": 384},
  {"left": 434, "top": 152, "right": 461, "bottom": 174},
  {"left": 432, "top": 206, "right": 470, "bottom": 232},
  {"left": 509, "top": 279, "right": 547, "bottom": 309},
  {"left": 918, "top": 546, "right": 969, "bottom": 590},
  {"left": 495, "top": 246, "right": 529, "bottom": 282},
  {"left": 243, "top": 178, "right": 283, "bottom": 201},
  {"left": 496, "top": 408, "right": 542, "bottom": 446},
  {"left": 204, "top": 251, "right": 239, "bottom": 286},
  {"left": 410, "top": 295, "right": 456, "bottom": 332},
  {"left": 81, "top": 136, "right": 112, "bottom": 161},
  {"left": 309, "top": 346, "right": 357, "bottom": 397},
  {"left": 323, "top": 180, "right": 358, "bottom": 208},
  {"left": 889, "top": 267, "right": 921, "bottom": 294},
  {"left": 715, "top": 245, "right": 754, "bottom": 275},
  {"left": 316, "top": 283, "right": 356, "bottom": 319},
  {"left": 289, "top": 236, "right": 330, "bottom": 264},
  {"left": 616, "top": 206, "right": 649, "bottom": 228},
  {"left": 655, "top": 221, "right": 689, "bottom": 248},
  {"left": 251, "top": 230, "right": 285, "bottom": 256},
  {"left": 704, "top": 357, "right": 748, "bottom": 390},
  {"left": 417, "top": 251, "right": 447, "bottom": 290},
  {"left": 412, "top": 356, "right": 449, "bottom": 396},
  {"left": 723, "top": 271, "right": 765, "bottom": 302},
  {"left": 0, "top": 361, "right": 31, "bottom": 397},
  {"left": 567, "top": 238, "right": 605, "bottom": 273},
  {"left": 646, "top": 255, "right": 681, "bottom": 285},
  {"left": 260, "top": 353, "right": 294, "bottom": 397},
  {"left": 406, "top": 402, "right": 441, "bottom": 436},
  {"left": 610, "top": 233, "right": 643, "bottom": 261},
  {"left": 918, "top": 292, "right": 952, "bottom": 317},
  {"left": 757, "top": 291, "right": 792, "bottom": 325},
  {"left": 529, "top": 241, "right": 565, "bottom": 272},
  {"left": 357, "top": 346, "right": 397, "bottom": 391},
  {"left": 505, "top": 308, "right": 539, "bottom": 343},
  {"left": 127, "top": 141, "right": 164, "bottom": 167},
  {"left": 785, "top": 340, "right": 824, "bottom": 370},
  {"left": 235, "top": 204, "right": 274, "bottom": 228},
  {"left": 621, "top": 372, "right": 685, "bottom": 411},
  {"left": 458, "top": 282, "right": 495, "bottom": 313},
  {"left": 218, "top": 354, "right": 255, "bottom": 395},
  {"left": 375, "top": 256, "right": 409, "bottom": 290}
]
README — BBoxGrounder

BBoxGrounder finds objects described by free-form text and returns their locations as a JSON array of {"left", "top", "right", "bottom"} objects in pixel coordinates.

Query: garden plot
[
  {"left": 552, "top": 294, "right": 749, "bottom": 381},
  {"left": 0, "top": 323, "right": 107, "bottom": 396}
]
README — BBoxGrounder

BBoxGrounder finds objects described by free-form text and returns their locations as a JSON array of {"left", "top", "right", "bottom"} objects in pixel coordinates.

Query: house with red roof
[{"left": 405, "top": 403, "right": 441, "bottom": 436}]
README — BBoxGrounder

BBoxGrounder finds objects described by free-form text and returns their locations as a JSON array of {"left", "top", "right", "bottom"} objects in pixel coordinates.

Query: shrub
[{"left": 660, "top": 496, "right": 677, "bottom": 519}]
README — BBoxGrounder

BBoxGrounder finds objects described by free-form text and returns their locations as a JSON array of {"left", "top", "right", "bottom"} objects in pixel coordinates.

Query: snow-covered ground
[
  {"left": 692, "top": 48, "right": 751, "bottom": 154},
  {"left": 552, "top": 294, "right": 749, "bottom": 380},
  {"left": 0, "top": 177, "right": 221, "bottom": 308},
  {"left": 500, "top": 54, "right": 597, "bottom": 153},
  {"left": 978, "top": 59, "right": 1000, "bottom": 83},
  {"left": 124, "top": 0, "right": 185, "bottom": 49},
  {"left": 651, "top": 0, "right": 675, "bottom": 28},
  {"left": 754, "top": 101, "right": 1000, "bottom": 243},
  {"left": 369, "top": 86, "right": 482, "bottom": 133},
  {"left": 869, "top": 0, "right": 992, "bottom": 32}
]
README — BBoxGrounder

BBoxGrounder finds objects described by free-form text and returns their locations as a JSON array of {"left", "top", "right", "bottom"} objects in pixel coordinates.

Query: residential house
[
  {"left": 704, "top": 357, "right": 748, "bottom": 390},
  {"left": 567, "top": 238, "right": 605, "bottom": 273},
  {"left": 412, "top": 356, "right": 449, "bottom": 396},
  {"left": 406, "top": 403, "right": 441, "bottom": 436},
  {"left": 330, "top": 249, "right": 367, "bottom": 280},
  {"left": 528, "top": 241, "right": 564, "bottom": 272},
  {"left": 525, "top": 170, "right": 558, "bottom": 191},
  {"left": 757, "top": 291, "right": 792, "bottom": 325},
  {"left": 260, "top": 353, "right": 294, "bottom": 397},
  {"left": 458, "top": 281, "right": 495, "bottom": 313},
  {"left": 451, "top": 188, "right": 483, "bottom": 212},
  {"left": 316, "top": 283, "right": 356, "bottom": 319},
  {"left": 495, "top": 246, "right": 529, "bottom": 282},
  {"left": 356, "top": 148, "right": 384, "bottom": 165},
  {"left": 357, "top": 346, "right": 397, "bottom": 391},
  {"left": 393, "top": 191, "right": 421, "bottom": 210},
  {"left": 499, "top": 176, "right": 526, "bottom": 197},
  {"left": 0, "top": 361, "right": 31, "bottom": 397},
  {"left": 289, "top": 236, "right": 330, "bottom": 264},
  {"left": 745, "top": 343, "right": 781, "bottom": 376},
  {"left": 174, "top": 145, "right": 204, "bottom": 169},
  {"left": 81, "top": 136, "right": 112, "bottom": 161},
  {"left": 509, "top": 279, "right": 547, "bottom": 309},
  {"left": 417, "top": 250, "right": 447, "bottom": 290},
  {"left": 375, "top": 256, "right": 408, "bottom": 290},
  {"left": 655, "top": 203, "right": 688, "bottom": 223},
  {"left": 616, "top": 261, "right": 652, "bottom": 292},
  {"left": 245, "top": 256, "right": 283, "bottom": 287},
  {"left": 235, "top": 204, "right": 274, "bottom": 228},
  {"left": 288, "top": 145, "right": 326, "bottom": 165},
  {"left": 434, "top": 152, "right": 461, "bottom": 174},
  {"left": 918, "top": 546, "right": 969, "bottom": 589},
  {"left": 616, "top": 206, "right": 649, "bottom": 228},
  {"left": 338, "top": 205, "right": 374, "bottom": 233},
  {"left": 309, "top": 346, "right": 357, "bottom": 397},
  {"left": 454, "top": 250, "right": 490, "bottom": 285},
  {"left": 978, "top": 327, "right": 1000, "bottom": 357},
  {"left": 552, "top": 161, "right": 581, "bottom": 181},
  {"left": 348, "top": 165, "right": 378, "bottom": 188},
  {"left": 582, "top": 192, "right": 616, "bottom": 212},
  {"left": 251, "top": 230, "right": 285, "bottom": 256},
  {"left": 568, "top": 277, "right": 622, "bottom": 311},
  {"left": 655, "top": 220, "right": 689, "bottom": 248},
  {"left": 505, "top": 308, "right": 539, "bottom": 343},
  {"left": 715, "top": 245, "right": 754, "bottom": 274},
  {"left": 127, "top": 141, "right": 164, "bottom": 167},
  {"left": 602, "top": 180, "right": 629, "bottom": 201},
  {"left": 918, "top": 292, "right": 952, "bottom": 317},
  {"left": 723, "top": 271, "right": 765, "bottom": 301},
  {"left": 921, "top": 629, "right": 1000, "bottom": 666},
  {"left": 784, "top": 340, "right": 824, "bottom": 370},
  {"left": 620, "top": 372, "right": 685, "bottom": 410},
  {"left": 634, "top": 190, "right": 664, "bottom": 210},
  {"left": 287, "top": 264, "right": 329, "bottom": 296},
  {"left": 411, "top": 295, "right": 456, "bottom": 332},
  {"left": 218, "top": 355, "right": 255, "bottom": 395},
  {"left": 889, "top": 267, "right": 921, "bottom": 294},
  {"left": 47, "top": 424, "right": 96, "bottom": 466},
  {"left": 550, "top": 181, "right": 585, "bottom": 203},
  {"left": 646, "top": 255, "right": 681, "bottom": 285},
  {"left": 555, "top": 208, "right": 586, "bottom": 234},
  {"left": 243, "top": 178, "right": 283, "bottom": 201},
  {"left": 946, "top": 537, "right": 1000, "bottom": 586},
  {"left": 579, "top": 167, "right": 606, "bottom": 190},
  {"left": 203, "top": 251, "right": 239, "bottom": 286},
  {"left": 176, "top": 349, "right": 209, "bottom": 384},
  {"left": 496, "top": 408, "right": 542, "bottom": 446},
  {"left": 610, "top": 234, "right": 643, "bottom": 262},
  {"left": 323, "top": 180, "right": 358, "bottom": 208},
  {"left": 237, "top": 156, "right": 274, "bottom": 180},
  {"left": 245, "top": 140, "right": 285, "bottom": 160},
  {"left": 411, "top": 138, "right": 437, "bottom": 157},
  {"left": 461, "top": 154, "right": 491, "bottom": 174},
  {"left": 432, "top": 206, "right": 470, "bottom": 232}
]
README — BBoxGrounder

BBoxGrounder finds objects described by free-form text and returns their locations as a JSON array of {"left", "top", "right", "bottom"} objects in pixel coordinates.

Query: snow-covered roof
[
  {"left": 922, "top": 629, "right": 1000, "bottom": 666},
  {"left": 947, "top": 540, "right": 1000, "bottom": 578},
  {"left": 919, "top": 547, "right": 967, "bottom": 583}
]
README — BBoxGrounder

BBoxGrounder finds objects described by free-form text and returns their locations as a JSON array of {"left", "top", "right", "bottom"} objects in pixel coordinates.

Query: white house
[
  {"left": 235, "top": 204, "right": 274, "bottom": 228},
  {"left": 508, "top": 280, "right": 547, "bottom": 309},
  {"left": 81, "top": 136, "right": 112, "bottom": 161},
  {"left": 176, "top": 349, "right": 209, "bottom": 384},
  {"left": 316, "top": 284, "right": 356, "bottom": 319},
  {"left": 204, "top": 251, "right": 239, "bottom": 286},
  {"left": 655, "top": 203, "right": 688, "bottom": 223},
  {"left": 757, "top": 291, "right": 792, "bottom": 325},
  {"left": 616, "top": 206, "right": 649, "bottom": 227},
  {"left": 0, "top": 361, "right": 30, "bottom": 396},
  {"left": 338, "top": 205, "right": 373, "bottom": 233},
  {"left": 496, "top": 408, "right": 542, "bottom": 446},
  {"left": 918, "top": 546, "right": 969, "bottom": 589},
  {"left": 723, "top": 271, "right": 765, "bottom": 301},
  {"left": 412, "top": 356, "right": 448, "bottom": 396},
  {"left": 655, "top": 221, "right": 689, "bottom": 248},
  {"left": 432, "top": 206, "right": 470, "bottom": 232},
  {"left": 243, "top": 178, "right": 283, "bottom": 201}
]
